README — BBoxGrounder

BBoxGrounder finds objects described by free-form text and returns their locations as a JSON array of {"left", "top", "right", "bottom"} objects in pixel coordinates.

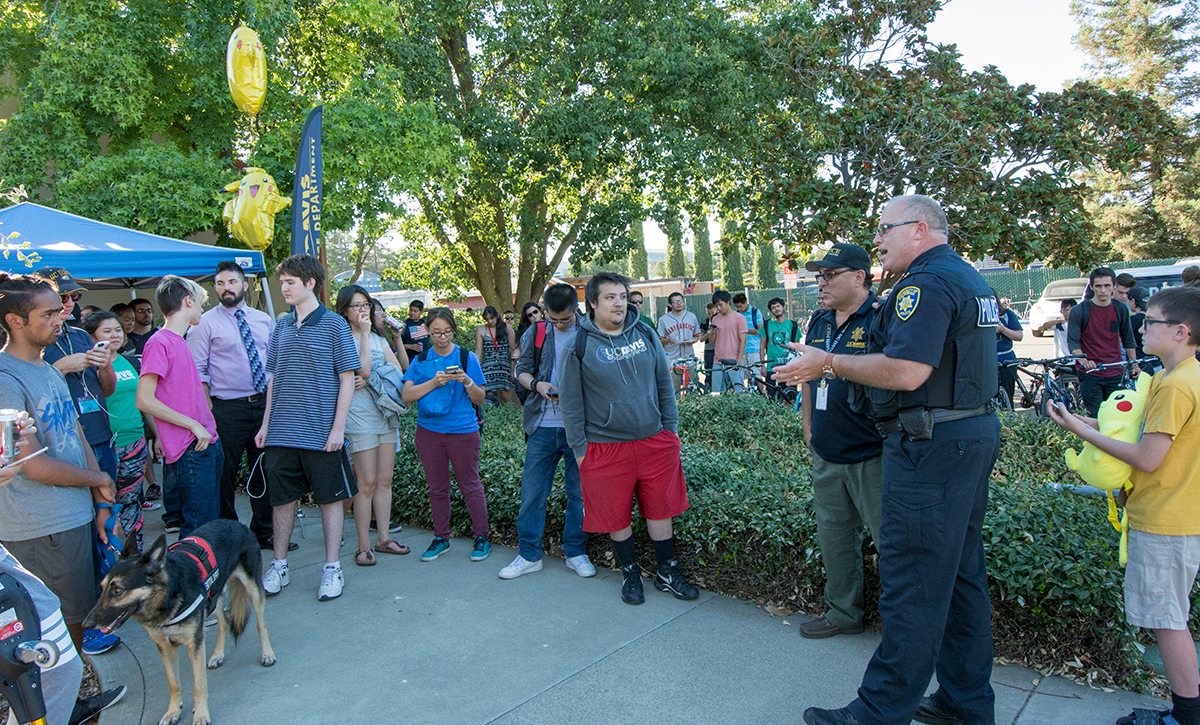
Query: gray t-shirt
[{"left": 0, "top": 352, "right": 93, "bottom": 540}]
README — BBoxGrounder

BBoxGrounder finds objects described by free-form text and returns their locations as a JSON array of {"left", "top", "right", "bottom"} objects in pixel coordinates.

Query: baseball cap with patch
[
  {"left": 34, "top": 266, "right": 87, "bottom": 294},
  {"left": 805, "top": 243, "right": 872, "bottom": 273}
]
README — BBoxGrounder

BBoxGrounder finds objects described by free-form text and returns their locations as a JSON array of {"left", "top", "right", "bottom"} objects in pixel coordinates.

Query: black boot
[{"left": 621, "top": 562, "right": 644, "bottom": 605}]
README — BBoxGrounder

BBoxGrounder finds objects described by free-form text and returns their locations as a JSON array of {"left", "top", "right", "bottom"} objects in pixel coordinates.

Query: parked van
[
  {"left": 1029, "top": 277, "right": 1088, "bottom": 337},
  {"left": 1112, "top": 258, "right": 1200, "bottom": 295}
]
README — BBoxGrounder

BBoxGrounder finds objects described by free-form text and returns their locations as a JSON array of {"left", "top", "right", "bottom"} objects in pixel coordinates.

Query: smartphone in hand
[{"left": 444, "top": 365, "right": 462, "bottom": 375}]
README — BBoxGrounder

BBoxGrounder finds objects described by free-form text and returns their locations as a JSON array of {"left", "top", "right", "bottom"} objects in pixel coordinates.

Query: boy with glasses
[{"left": 1050, "top": 286, "right": 1200, "bottom": 725}]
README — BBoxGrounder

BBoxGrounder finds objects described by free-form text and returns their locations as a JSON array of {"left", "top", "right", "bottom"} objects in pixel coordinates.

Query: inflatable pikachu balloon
[
  {"left": 1063, "top": 372, "right": 1152, "bottom": 565},
  {"left": 221, "top": 168, "right": 291, "bottom": 251},
  {"left": 226, "top": 24, "right": 266, "bottom": 115}
]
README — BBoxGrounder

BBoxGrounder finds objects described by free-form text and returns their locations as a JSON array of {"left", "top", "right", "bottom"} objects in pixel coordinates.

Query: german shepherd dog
[{"left": 83, "top": 519, "right": 276, "bottom": 725}]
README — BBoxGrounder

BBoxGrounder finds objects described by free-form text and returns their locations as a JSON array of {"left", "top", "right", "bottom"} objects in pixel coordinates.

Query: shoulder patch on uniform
[{"left": 895, "top": 286, "right": 920, "bottom": 321}]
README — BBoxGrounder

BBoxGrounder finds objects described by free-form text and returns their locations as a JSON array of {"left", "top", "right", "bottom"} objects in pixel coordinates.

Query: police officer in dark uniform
[
  {"left": 798, "top": 243, "right": 885, "bottom": 640},
  {"left": 775, "top": 195, "right": 1002, "bottom": 725}
]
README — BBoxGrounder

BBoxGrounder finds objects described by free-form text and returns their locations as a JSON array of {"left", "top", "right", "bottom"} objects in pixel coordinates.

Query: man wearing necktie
[{"left": 187, "top": 261, "right": 286, "bottom": 551}]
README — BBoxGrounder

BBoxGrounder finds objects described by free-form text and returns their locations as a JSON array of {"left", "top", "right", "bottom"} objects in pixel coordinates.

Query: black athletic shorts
[{"left": 264, "top": 447, "right": 358, "bottom": 507}]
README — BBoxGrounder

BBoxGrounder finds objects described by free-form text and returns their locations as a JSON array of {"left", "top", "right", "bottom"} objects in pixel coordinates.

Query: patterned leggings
[{"left": 115, "top": 438, "right": 148, "bottom": 550}]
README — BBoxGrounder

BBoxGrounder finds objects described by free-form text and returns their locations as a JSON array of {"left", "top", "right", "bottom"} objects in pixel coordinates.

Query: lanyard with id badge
[{"left": 814, "top": 319, "right": 850, "bottom": 411}]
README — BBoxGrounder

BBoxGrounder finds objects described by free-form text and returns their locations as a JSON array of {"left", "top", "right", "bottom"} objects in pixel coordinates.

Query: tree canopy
[
  {"left": 733, "top": 0, "right": 1181, "bottom": 270},
  {"left": 1073, "top": 0, "right": 1200, "bottom": 259},
  {"left": 0, "top": 0, "right": 456, "bottom": 269},
  {"left": 386, "top": 0, "right": 789, "bottom": 309}
]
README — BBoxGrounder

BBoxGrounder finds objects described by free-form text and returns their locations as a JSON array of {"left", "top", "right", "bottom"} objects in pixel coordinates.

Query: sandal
[
  {"left": 355, "top": 548, "right": 377, "bottom": 566},
  {"left": 374, "top": 539, "right": 410, "bottom": 555}
]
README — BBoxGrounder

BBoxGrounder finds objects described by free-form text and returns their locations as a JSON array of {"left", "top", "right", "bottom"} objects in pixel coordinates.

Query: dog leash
[{"left": 247, "top": 452, "right": 267, "bottom": 500}]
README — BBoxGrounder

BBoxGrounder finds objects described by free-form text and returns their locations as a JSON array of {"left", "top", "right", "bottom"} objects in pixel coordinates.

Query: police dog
[{"left": 84, "top": 519, "right": 276, "bottom": 725}]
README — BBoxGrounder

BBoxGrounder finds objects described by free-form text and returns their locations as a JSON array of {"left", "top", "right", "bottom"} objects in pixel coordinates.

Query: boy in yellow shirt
[{"left": 1050, "top": 286, "right": 1200, "bottom": 725}]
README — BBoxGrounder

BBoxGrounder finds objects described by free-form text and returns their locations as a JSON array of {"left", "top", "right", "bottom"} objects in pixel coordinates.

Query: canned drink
[{"left": 0, "top": 409, "right": 19, "bottom": 464}]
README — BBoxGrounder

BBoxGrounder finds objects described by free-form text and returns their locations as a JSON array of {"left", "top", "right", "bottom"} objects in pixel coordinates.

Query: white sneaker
[
  {"left": 498, "top": 555, "right": 543, "bottom": 579},
  {"left": 263, "top": 561, "right": 289, "bottom": 595},
  {"left": 318, "top": 565, "right": 343, "bottom": 601},
  {"left": 565, "top": 555, "right": 597, "bottom": 578}
]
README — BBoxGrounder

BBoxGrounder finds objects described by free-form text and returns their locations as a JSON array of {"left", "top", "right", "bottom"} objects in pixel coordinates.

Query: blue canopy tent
[{"left": 0, "top": 202, "right": 275, "bottom": 316}]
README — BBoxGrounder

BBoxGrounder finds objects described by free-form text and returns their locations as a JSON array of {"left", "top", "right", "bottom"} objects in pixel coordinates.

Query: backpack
[
  {"left": 573, "top": 320, "right": 656, "bottom": 363},
  {"left": 515, "top": 321, "right": 549, "bottom": 406},
  {"left": 417, "top": 346, "right": 485, "bottom": 433}
]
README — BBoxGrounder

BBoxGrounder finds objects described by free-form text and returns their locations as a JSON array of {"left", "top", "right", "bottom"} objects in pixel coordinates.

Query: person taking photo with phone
[{"left": 401, "top": 308, "right": 492, "bottom": 563}]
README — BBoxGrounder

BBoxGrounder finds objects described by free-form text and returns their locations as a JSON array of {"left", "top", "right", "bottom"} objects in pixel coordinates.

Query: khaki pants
[{"left": 811, "top": 453, "right": 883, "bottom": 629}]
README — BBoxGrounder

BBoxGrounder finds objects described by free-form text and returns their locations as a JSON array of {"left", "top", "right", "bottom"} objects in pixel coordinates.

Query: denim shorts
[{"left": 1125, "top": 529, "right": 1200, "bottom": 630}]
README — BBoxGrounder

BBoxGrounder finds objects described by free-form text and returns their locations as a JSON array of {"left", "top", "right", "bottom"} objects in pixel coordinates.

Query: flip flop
[
  {"left": 374, "top": 539, "right": 410, "bottom": 555},
  {"left": 355, "top": 548, "right": 376, "bottom": 566}
]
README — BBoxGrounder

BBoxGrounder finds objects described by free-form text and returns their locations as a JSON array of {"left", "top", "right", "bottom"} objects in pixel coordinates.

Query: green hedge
[{"left": 388, "top": 395, "right": 1182, "bottom": 691}]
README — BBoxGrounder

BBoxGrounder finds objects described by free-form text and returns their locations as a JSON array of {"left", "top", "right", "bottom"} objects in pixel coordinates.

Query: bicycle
[
  {"left": 996, "top": 355, "right": 1085, "bottom": 417},
  {"left": 704, "top": 358, "right": 759, "bottom": 395},
  {"left": 669, "top": 357, "right": 706, "bottom": 397},
  {"left": 1083, "top": 357, "right": 1159, "bottom": 390},
  {"left": 750, "top": 357, "right": 800, "bottom": 407}
]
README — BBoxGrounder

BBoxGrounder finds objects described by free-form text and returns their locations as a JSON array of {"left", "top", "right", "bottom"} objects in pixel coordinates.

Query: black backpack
[{"left": 417, "top": 346, "right": 485, "bottom": 433}]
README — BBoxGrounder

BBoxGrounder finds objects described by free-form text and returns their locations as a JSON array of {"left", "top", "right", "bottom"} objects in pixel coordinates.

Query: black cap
[
  {"left": 33, "top": 266, "right": 87, "bottom": 293},
  {"left": 805, "top": 243, "right": 872, "bottom": 273},
  {"left": 1126, "top": 286, "right": 1149, "bottom": 309}
]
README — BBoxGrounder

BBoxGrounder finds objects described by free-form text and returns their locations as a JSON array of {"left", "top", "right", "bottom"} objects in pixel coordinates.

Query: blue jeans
[
  {"left": 517, "top": 427, "right": 586, "bottom": 561},
  {"left": 163, "top": 443, "right": 223, "bottom": 539}
]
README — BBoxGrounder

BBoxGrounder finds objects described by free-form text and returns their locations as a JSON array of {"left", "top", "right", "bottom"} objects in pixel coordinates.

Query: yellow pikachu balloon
[
  {"left": 226, "top": 24, "right": 266, "bottom": 115},
  {"left": 1063, "top": 372, "right": 1152, "bottom": 565},
  {"left": 221, "top": 168, "right": 291, "bottom": 251}
]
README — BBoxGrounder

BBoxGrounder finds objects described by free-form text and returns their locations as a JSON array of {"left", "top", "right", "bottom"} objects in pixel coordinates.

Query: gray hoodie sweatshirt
[{"left": 558, "top": 307, "right": 679, "bottom": 458}]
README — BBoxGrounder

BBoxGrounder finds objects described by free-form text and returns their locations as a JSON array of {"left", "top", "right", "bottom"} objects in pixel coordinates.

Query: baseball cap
[
  {"left": 805, "top": 243, "right": 872, "bottom": 273},
  {"left": 34, "top": 266, "right": 87, "bottom": 294},
  {"left": 1126, "top": 286, "right": 1149, "bottom": 309}
]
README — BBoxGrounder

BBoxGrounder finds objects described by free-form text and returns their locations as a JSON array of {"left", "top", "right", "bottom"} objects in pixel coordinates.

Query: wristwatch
[{"left": 822, "top": 353, "right": 837, "bottom": 380}]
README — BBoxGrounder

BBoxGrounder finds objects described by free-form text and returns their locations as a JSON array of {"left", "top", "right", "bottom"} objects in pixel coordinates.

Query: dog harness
[{"left": 164, "top": 536, "right": 221, "bottom": 626}]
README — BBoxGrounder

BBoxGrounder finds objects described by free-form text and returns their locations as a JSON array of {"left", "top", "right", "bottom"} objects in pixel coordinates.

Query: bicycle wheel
[
  {"left": 992, "top": 388, "right": 1012, "bottom": 411},
  {"left": 781, "top": 387, "right": 798, "bottom": 407},
  {"left": 1036, "top": 390, "right": 1055, "bottom": 418}
]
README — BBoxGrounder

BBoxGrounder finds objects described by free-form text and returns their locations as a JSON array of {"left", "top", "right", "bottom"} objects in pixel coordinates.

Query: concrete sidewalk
[{"left": 93, "top": 495, "right": 1164, "bottom": 725}]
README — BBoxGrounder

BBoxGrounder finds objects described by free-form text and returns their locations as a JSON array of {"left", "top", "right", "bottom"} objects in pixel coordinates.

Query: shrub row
[{"left": 387, "top": 394, "right": 1186, "bottom": 691}]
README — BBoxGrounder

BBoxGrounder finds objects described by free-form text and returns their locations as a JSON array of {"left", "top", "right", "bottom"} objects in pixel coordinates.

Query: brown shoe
[{"left": 798, "top": 615, "right": 863, "bottom": 639}]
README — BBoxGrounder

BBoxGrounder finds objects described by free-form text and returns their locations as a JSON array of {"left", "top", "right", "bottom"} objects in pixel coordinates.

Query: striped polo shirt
[{"left": 265, "top": 304, "right": 359, "bottom": 450}]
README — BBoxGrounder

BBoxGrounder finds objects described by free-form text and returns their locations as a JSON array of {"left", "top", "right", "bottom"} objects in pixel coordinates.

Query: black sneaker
[
  {"left": 369, "top": 519, "right": 403, "bottom": 533},
  {"left": 145, "top": 483, "right": 161, "bottom": 501},
  {"left": 654, "top": 560, "right": 699, "bottom": 600},
  {"left": 621, "top": 563, "right": 644, "bottom": 605},
  {"left": 69, "top": 685, "right": 127, "bottom": 725}
]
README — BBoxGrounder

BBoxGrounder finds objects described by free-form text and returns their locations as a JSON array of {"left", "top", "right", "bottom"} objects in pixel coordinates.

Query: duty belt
[{"left": 875, "top": 404, "right": 992, "bottom": 441}]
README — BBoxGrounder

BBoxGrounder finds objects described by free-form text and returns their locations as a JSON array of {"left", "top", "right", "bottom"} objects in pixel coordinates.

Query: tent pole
[{"left": 261, "top": 275, "right": 277, "bottom": 319}]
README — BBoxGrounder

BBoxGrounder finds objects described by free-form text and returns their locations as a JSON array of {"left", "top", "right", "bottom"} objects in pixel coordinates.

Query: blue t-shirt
[
  {"left": 741, "top": 307, "right": 763, "bottom": 354},
  {"left": 401, "top": 345, "right": 486, "bottom": 434},
  {"left": 996, "top": 309, "right": 1021, "bottom": 362}
]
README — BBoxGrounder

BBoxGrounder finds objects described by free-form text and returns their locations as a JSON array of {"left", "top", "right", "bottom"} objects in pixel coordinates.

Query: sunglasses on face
[{"left": 60, "top": 293, "right": 82, "bottom": 303}]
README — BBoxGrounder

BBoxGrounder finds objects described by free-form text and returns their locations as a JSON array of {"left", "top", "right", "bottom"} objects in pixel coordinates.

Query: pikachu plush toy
[{"left": 1063, "top": 373, "right": 1151, "bottom": 566}]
